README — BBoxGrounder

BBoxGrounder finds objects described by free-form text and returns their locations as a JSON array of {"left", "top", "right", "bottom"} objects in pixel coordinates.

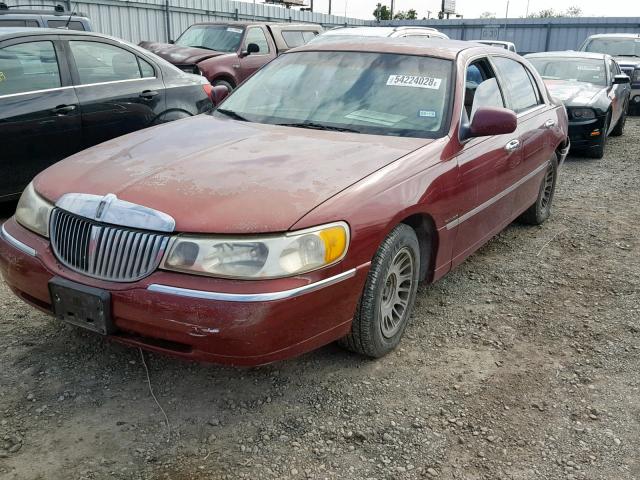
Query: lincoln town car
[{"left": 0, "top": 39, "right": 569, "bottom": 366}]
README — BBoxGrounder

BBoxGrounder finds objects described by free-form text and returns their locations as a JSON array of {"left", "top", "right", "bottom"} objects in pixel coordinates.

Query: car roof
[
  {"left": 0, "top": 27, "right": 102, "bottom": 40},
  {"left": 188, "top": 21, "right": 320, "bottom": 28},
  {"left": 322, "top": 26, "right": 439, "bottom": 37},
  {"left": 292, "top": 36, "right": 507, "bottom": 60},
  {"left": 525, "top": 50, "right": 609, "bottom": 60},
  {"left": 470, "top": 40, "right": 514, "bottom": 45},
  {"left": 585, "top": 33, "right": 640, "bottom": 39}
]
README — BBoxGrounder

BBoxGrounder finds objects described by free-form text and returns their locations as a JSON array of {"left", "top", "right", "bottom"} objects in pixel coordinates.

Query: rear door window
[
  {"left": 0, "top": 41, "right": 61, "bottom": 96},
  {"left": 0, "top": 19, "right": 40, "bottom": 27},
  {"left": 69, "top": 41, "right": 144, "bottom": 84},
  {"left": 491, "top": 56, "right": 540, "bottom": 114}
]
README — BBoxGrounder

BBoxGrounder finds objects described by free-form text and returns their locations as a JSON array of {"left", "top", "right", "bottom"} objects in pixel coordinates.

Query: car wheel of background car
[
  {"left": 588, "top": 112, "right": 610, "bottom": 159},
  {"left": 212, "top": 79, "right": 234, "bottom": 91},
  {"left": 339, "top": 224, "right": 420, "bottom": 358},
  {"left": 610, "top": 104, "right": 627, "bottom": 137},
  {"left": 518, "top": 154, "right": 558, "bottom": 226}
]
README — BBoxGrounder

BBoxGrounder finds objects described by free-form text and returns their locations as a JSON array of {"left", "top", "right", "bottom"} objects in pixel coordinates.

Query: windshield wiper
[
  {"left": 188, "top": 45, "right": 216, "bottom": 51},
  {"left": 613, "top": 53, "right": 640, "bottom": 57},
  {"left": 216, "top": 108, "right": 247, "bottom": 121},
  {"left": 276, "top": 122, "right": 361, "bottom": 133}
]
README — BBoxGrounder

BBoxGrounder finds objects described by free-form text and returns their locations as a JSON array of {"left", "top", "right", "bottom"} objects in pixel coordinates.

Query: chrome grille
[
  {"left": 621, "top": 67, "right": 634, "bottom": 78},
  {"left": 50, "top": 209, "right": 170, "bottom": 282}
]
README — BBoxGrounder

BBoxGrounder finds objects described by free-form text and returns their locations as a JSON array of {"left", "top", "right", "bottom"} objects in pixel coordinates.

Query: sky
[{"left": 305, "top": 0, "right": 640, "bottom": 20}]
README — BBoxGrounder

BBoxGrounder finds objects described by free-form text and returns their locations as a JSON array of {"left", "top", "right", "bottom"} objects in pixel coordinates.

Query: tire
[
  {"left": 518, "top": 153, "right": 558, "bottom": 226},
  {"left": 339, "top": 224, "right": 421, "bottom": 358},
  {"left": 587, "top": 112, "right": 610, "bottom": 159},
  {"left": 610, "top": 104, "right": 627, "bottom": 137},
  {"left": 212, "top": 79, "right": 234, "bottom": 91}
]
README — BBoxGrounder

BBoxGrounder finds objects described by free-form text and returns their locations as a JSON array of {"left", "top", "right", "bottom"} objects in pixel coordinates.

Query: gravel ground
[{"left": 1, "top": 119, "right": 639, "bottom": 480}]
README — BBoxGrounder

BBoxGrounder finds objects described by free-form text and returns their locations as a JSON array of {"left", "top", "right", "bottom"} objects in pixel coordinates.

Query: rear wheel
[
  {"left": 518, "top": 154, "right": 558, "bottom": 226},
  {"left": 339, "top": 224, "right": 421, "bottom": 358}
]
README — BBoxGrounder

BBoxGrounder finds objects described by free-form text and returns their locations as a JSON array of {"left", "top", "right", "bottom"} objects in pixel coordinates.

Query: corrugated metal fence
[
  {"left": 380, "top": 18, "right": 640, "bottom": 54},
  {"left": 4, "top": 0, "right": 365, "bottom": 43}
]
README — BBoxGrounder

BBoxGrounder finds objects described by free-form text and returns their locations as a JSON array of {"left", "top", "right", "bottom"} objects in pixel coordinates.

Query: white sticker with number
[{"left": 386, "top": 74, "right": 442, "bottom": 89}]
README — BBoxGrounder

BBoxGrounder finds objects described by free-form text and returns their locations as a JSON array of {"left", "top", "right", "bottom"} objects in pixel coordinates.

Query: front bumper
[
  {"left": 0, "top": 219, "right": 369, "bottom": 366},
  {"left": 568, "top": 115, "right": 606, "bottom": 150}
]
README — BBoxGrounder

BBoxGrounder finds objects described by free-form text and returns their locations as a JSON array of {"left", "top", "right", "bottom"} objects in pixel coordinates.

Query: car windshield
[
  {"left": 584, "top": 38, "right": 640, "bottom": 57},
  {"left": 214, "top": 51, "right": 452, "bottom": 138},
  {"left": 175, "top": 25, "right": 244, "bottom": 53},
  {"left": 528, "top": 57, "right": 607, "bottom": 86}
]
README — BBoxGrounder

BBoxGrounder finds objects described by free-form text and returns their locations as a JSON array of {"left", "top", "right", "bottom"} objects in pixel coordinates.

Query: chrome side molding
[
  {"left": 1, "top": 224, "right": 36, "bottom": 257},
  {"left": 56, "top": 193, "right": 175, "bottom": 232},
  {"left": 147, "top": 268, "right": 358, "bottom": 302}
]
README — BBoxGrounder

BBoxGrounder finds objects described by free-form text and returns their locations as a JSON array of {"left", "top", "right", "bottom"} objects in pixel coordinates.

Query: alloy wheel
[
  {"left": 540, "top": 165, "right": 555, "bottom": 210},
  {"left": 380, "top": 247, "right": 415, "bottom": 338}
]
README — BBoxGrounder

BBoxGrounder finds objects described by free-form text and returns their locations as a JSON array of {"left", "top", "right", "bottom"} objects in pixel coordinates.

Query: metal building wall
[
  {"left": 4, "top": 0, "right": 365, "bottom": 43},
  {"left": 380, "top": 17, "right": 640, "bottom": 54}
]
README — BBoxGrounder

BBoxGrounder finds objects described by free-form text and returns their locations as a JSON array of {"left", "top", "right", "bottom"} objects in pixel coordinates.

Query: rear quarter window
[
  {"left": 47, "top": 19, "right": 86, "bottom": 31},
  {"left": 281, "top": 30, "right": 318, "bottom": 48}
]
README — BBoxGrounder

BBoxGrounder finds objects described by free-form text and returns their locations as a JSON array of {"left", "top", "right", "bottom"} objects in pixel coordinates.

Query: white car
[
  {"left": 310, "top": 26, "right": 449, "bottom": 44},
  {"left": 470, "top": 40, "right": 517, "bottom": 53}
]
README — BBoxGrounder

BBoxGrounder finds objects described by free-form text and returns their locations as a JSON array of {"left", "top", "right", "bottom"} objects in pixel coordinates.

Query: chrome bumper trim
[
  {"left": 0, "top": 223, "right": 37, "bottom": 257},
  {"left": 147, "top": 267, "right": 359, "bottom": 302}
]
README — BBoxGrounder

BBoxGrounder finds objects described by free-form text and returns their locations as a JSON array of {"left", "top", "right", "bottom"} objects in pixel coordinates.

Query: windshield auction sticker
[{"left": 386, "top": 75, "right": 442, "bottom": 89}]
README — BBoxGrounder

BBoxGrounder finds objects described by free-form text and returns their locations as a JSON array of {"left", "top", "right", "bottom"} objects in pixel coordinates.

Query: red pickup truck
[{"left": 140, "top": 22, "right": 322, "bottom": 90}]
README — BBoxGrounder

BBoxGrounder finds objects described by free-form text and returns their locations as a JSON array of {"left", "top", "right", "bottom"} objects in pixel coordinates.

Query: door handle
[
  {"left": 504, "top": 139, "right": 521, "bottom": 152},
  {"left": 544, "top": 119, "right": 556, "bottom": 128},
  {"left": 51, "top": 104, "right": 76, "bottom": 115},
  {"left": 139, "top": 90, "right": 159, "bottom": 100}
]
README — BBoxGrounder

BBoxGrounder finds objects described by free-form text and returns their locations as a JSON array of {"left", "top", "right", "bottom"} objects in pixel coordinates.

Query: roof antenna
[{"left": 63, "top": 2, "right": 77, "bottom": 29}]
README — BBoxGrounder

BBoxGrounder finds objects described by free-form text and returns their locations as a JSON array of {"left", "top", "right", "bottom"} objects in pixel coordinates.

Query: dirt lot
[{"left": 1, "top": 119, "right": 639, "bottom": 480}]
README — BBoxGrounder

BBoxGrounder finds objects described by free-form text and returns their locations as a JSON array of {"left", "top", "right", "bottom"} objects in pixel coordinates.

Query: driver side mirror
[
  {"left": 241, "top": 42, "right": 260, "bottom": 57},
  {"left": 461, "top": 107, "right": 517, "bottom": 140},
  {"left": 211, "top": 85, "right": 230, "bottom": 105},
  {"left": 168, "top": 39, "right": 175, "bottom": 44},
  {"left": 613, "top": 74, "right": 630, "bottom": 85}
]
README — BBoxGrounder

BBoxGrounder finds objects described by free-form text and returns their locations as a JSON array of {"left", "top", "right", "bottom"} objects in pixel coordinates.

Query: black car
[
  {"left": 525, "top": 51, "right": 631, "bottom": 159},
  {"left": 0, "top": 28, "right": 214, "bottom": 201}
]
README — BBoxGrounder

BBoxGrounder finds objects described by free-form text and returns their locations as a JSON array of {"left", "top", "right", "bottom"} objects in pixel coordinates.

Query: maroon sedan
[{"left": 0, "top": 39, "right": 569, "bottom": 366}]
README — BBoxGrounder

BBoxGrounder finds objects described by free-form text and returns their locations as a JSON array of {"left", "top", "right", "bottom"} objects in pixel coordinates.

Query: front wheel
[
  {"left": 339, "top": 224, "right": 421, "bottom": 358},
  {"left": 212, "top": 79, "right": 234, "bottom": 91},
  {"left": 518, "top": 154, "right": 558, "bottom": 225},
  {"left": 610, "top": 104, "right": 627, "bottom": 137},
  {"left": 587, "top": 112, "right": 610, "bottom": 159}
]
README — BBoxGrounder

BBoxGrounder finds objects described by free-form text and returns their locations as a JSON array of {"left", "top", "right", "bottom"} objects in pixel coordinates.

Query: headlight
[
  {"left": 569, "top": 108, "right": 596, "bottom": 120},
  {"left": 633, "top": 69, "right": 640, "bottom": 83},
  {"left": 162, "top": 222, "right": 349, "bottom": 279},
  {"left": 15, "top": 182, "right": 54, "bottom": 238}
]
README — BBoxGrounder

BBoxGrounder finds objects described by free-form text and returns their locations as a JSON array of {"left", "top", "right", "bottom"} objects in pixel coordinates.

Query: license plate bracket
[{"left": 48, "top": 277, "right": 114, "bottom": 335}]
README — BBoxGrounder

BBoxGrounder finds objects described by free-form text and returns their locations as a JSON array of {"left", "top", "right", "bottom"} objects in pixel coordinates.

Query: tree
[
  {"left": 393, "top": 9, "right": 418, "bottom": 20},
  {"left": 373, "top": 3, "right": 392, "bottom": 20},
  {"left": 480, "top": 11, "right": 496, "bottom": 18},
  {"left": 565, "top": 6, "right": 582, "bottom": 17},
  {"left": 527, "top": 6, "right": 583, "bottom": 18}
]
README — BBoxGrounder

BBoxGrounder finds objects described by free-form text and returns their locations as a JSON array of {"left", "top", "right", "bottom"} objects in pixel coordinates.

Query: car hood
[
  {"left": 543, "top": 80, "right": 603, "bottom": 106},
  {"left": 613, "top": 56, "right": 640, "bottom": 69},
  {"left": 139, "top": 41, "right": 225, "bottom": 64},
  {"left": 34, "top": 115, "right": 429, "bottom": 234}
]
